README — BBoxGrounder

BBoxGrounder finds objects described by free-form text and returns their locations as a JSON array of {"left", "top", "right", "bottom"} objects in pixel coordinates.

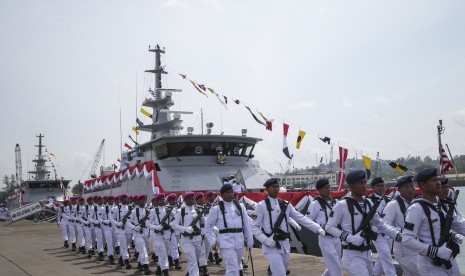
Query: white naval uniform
[
  {"left": 205, "top": 200, "right": 253, "bottom": 276},
  {"left": 58, "top": 206, "right": 69, "bottom": 242},
  {"left": 68, "top": 204, "right": 77, "bottom": 245},
  {"left": 110, "top": 204, "right": 132, "bottom": 261},
  {"left": 195, "top": 205, "right": 208, "bottom": 268},
  {"left": 146, "top": 206, "right": 172, "bottom": 271},
  {"left": 93, "top": 204, "right": 105, "bottom": 253},
  {"left": 0, "top": 206, "right": 8, "bottom": 221},
  {"left": 171, "top": 205, "right": 204, "bottom": 276},
  {"left": 308, "top": 197, "right": 342, "bottom": 276},
  {"left": 325, "top": 196, "right": 399, "bottom": 276},
  {"left": 126, "top": 206, "right": 151, "bottom": 265},
  {"left": 383, "top": 196, "right": 419, "bottom": 276},
  {"left": 368, "top": 194, "right": 396, "bottom": 276},
  {"left": 75, "top": 205, "right": 86, "bottom": 249},
  {"left": 101, "top": 204, "right": 114, "bottom": 257},
  {"left": 79, "top": 204, "right": 94, "bottom": 252},
  {"left": 402, "top": 197, "right": 465, "bottom": 276},
  {"left": 251, "top": 196, "right": 324, "bottom": 276}
]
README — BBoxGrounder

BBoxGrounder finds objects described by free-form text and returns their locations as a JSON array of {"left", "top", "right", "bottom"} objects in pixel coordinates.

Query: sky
[{"left": 1, "top": 0, "right": 465, "bottom": 189}]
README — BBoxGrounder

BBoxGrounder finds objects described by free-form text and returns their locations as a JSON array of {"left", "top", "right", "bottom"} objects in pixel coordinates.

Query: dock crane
[
  {"left": 78, "top": 139, "right": 105, "bottom": 182},
  {"left": 15, "top": 144, "right": 23, "bottom": 184}
]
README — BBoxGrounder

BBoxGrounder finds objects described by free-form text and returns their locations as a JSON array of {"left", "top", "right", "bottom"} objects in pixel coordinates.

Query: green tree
[
  {"left": 2, "top": 175, "right": 10, "bottom": 191},
  {"left": 71, "top": 181, "right": 83, "bottom": 196}
]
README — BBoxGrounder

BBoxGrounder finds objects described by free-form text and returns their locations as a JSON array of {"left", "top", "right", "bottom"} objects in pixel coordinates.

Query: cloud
[
  {"left": 374, "top": 95, "right": 391, "bottom": 106},
  {"left": 454, "top": 108, "right": 465, "bottom": 128},
  {"left": 342, "top": 100, "right": 353, "bottom": 109},
  {"left": 288, "top": 101, "right": 317, "bottom": 110}
]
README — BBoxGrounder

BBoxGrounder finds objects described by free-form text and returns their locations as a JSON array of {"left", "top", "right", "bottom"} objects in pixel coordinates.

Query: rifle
[
  {"left": 355, "top": 191, "right": 390, "bottom": 241},
  {"left": 188, "top": 203, "right": 211, "bottom": 239},
  {"left": 158, "top": 207, "right": 174, "bottom": 231},
  {"left": 270, "top": 194, "right": 293, "bottom": 249},
  {"left": 299, "top": 196, "right": 311, "bottom": 215},
  {"left": 138, "top": 208, "right": 150, "bottom": 233},
  {"left": 121, "top": 206, "right": 133, "bottom": 230},
  {"left": 433, "top": 190, "right": 460, "bottom": 269}
]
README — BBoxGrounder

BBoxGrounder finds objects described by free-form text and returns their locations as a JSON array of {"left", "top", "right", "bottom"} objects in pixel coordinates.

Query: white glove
[
  {"left": 437, "top": 245, "right": 452, "bottom": 260},
  {"left": 263, "top": 237, "right": 276, "bottom": 248},
  {"left": 317, "top": 229, "right": 326, "bottom": 236},
  {"left": 184, "top": 227, "right": 194, "bottom": 234},
  {"left": 247, "top": 238, "right": 254, "bottom": 250},
  {"left": 132, "top": 225, "right": 141, "bottom": 231},
  {"left": 103, "top": 219, "right": 110, "bottom": 224},
  {"left": 346, "top": 233, "right": 365, "bottom": 246},
  {"left": 295, "top": 224, "right": 302, "bottom": 231},
  {"left": 115, "top": 221, "right": 123, "bottom": 227},
  {"left": 84, "top": 221, "right": 91, "bottom": 226},
  {"left": 452, "top": 232, "right": 464, "bottom": 245},
  {"left": 150, "top": 224, "right": 163, "bottom": 231}
]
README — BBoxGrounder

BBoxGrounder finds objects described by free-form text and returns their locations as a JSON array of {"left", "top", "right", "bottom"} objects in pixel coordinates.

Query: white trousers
[
  {"left": 68, "top": 223, "right": 76, "bottom": 243},
  {"left": 198, "top": 236, "right": 207, "bottom": 266},
  {"left": 103, "top": 227, "right": 114, "bottom": 256},
  {"left": 393, "top": 241, "right": 420, "bottom": 276},
  {"left": 263, "top": 248, "right": 290, "bottom": 275},
  {"left": 342, "top": 249, "right": 373, "bottom": 276},
  {"left": 60, "top": 222, "right": 69, "bottom": 241},
  {"left": 417, "top": 255, "right": 460, "bottom": 276},
  {"left": 76, "top": 224, "right": 85, "bottom": 247},
  {"left": 94, "top": 227, "right": 104, "bottom": 253},
  {"left": 220, "top": 248, "right": 243, "bottom": 276},
  {"left": 182, "top": 240, "right": 202, "bottom": 276},
  {"left": 134, "top": 235, "right": 149, "bottom": 265},
  {"left": 117, "top": 231, "right": 130, "bottom": 260},
  {"left": 373, "top": 236, "right": 396, "bottom": 276},
  {"left": 152, "top": 234, "right": 170, "bottom": 270},
  {"left": 170, "top": 234, "right": 180, "bottom": 259},
  {"left": 84, "top": 226, "right": 93, "bottom": 251},
  {"left": 319, "top": 235, "right": 343, "bottom": 276}
]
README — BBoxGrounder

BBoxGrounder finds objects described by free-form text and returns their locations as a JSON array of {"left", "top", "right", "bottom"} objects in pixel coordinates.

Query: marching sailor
[
  {"left": 80, "top": 196, "right": 95, "bottom": 259},
  {"left": 68, "top": 196, "right": 78, "bottom": 251},
  {"left": 166, "top": 193, "right": 182, "bottom": 270},
  {"left": 251, "top": 178, "right": 326, "bottom": 276},
  {"left": 368, "top": 177, "right": 396, "bottom": 276},
  {"left": 58, "top": 200, "right": 70, "bottom": 248},
  {"left": 171, "top": 192, "right": 208, "bottom": 276},
  {"left": 194, "top": 193, "right": 209, "bottom": 273},
  {"left": 382, "top": 175, "right": 419, "bottom": 276},
  {"left": 110, "top": 194, "right": 133, "bottom": 269},
  {"left": 146, "top": 193, "right": 171, "bottom": 276},
  {"left": 325, "top": 170, "right": 402, "bottom": 276},
  {"left": 92, "top": 196, "right": 106, "bottom": 261},
  {"left": 204, "top": 191, "right": 222, "bottom": 265},
  {"left": 102, "top": 195, "right": 115, "bottom": 264},
  {"left": 307, "top": 178, "right": 342, "bottom": 276},
  {"left": 205, "top": 184, "right": 253, "bottom": 276},
  {"left": 402, "top": 167, "right": 465, "bottom": 275},
  {"left": 76, "top": 197, "right": 86, "bottom": 254}
]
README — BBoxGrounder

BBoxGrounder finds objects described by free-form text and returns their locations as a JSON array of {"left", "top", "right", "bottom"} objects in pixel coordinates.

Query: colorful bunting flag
[
  {"left": 282, "top": 123, "right": 293, "bottom": 159},
  {"left": 338, "top": 146, "right": 348, "bottom": 190},
  {"left": 132, "top": 127, "right": 140, "bottom": 136},
  {"left": 223, "top": 96, "right": 228, "bottom": 105},
  {"left": 439, "top": 144, "right": 454, "bottom": 175},
  {"left": 207, "top": 87, "right": 216, "bottom": 94},
  {"left": 179, "top": 73, "right": 187, "bottom": 79},
  {"left": 136, "top": 118, "right": 143, "bottom": 127},
  {"left": 234, "top": 99, "right": 240, "bottom": 105},
  {"left": 257, "top": 111, "right": 273, "bottom": 131},
  {"left": 319, "top": 136, "right": 331, "bottom": 144},
  {"left": 140, "top": 108, "right": 153, "bottom": 119},
  {"left": 124, "top": 143, "right": 133, "bottom": 150},
  {"left": 389, "top": 162, "right": 408, "bottom": 174},
  {"left": 245, "top": 106, "right": 266, "bottom": 127},
  {"left": 362, "top": 155, "right": 372, "bottom": 179},
  {"left": 129, "top": 135, "right": 139, "bottom": 146},
  {"left": 296, "top": 130, "right": 306, "bottom": 149},
  {"left": 189, "top": 80, "right": 208, "bottom": 97},
  {"left": 215, "top": 93, "right": 228, "bottom": 109}
]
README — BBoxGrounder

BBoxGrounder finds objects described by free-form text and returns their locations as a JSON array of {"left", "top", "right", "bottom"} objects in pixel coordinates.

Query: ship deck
[{"left": 0, "top": 220, "right": 329, "bottom": 276}]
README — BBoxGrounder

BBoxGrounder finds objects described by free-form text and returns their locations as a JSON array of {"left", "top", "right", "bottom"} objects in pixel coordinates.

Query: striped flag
[
  {"left": 245, "top": 106, "right": 266, "bottom": 127},
  {"left": 296, "top": 130, "right": 306, "bottom": 149},
  {"left": 338, "top": 146, "right": 348, "bottom": 190},
  {"left": 257, "top": 111, "right": 273, "bottom": 131},
  {"left": 189, "top": 80, "right": 208, "bottom": 97},
  {"left": 439, "top": 144, "right": 453, "bottom": 175},
  {"left": 132, "top": 127, "right": 140, "bottom": 136},
  {"left": 362, "top": 155, "right": 372, "bottom": 179},
  {"left": 124, "top": 143, "right": 133, "bottom": 150},
  {"left": 282, "top": 123, "right": 293, "bottom": 159}
]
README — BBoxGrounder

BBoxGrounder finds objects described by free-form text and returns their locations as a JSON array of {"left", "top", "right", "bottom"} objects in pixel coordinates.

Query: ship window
[{"left": 155, "top": 141, "right": 256, "bottom": 159}]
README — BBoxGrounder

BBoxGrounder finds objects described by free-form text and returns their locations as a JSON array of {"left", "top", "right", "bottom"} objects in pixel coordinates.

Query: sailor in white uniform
[
  {"left": 92, "top": 196, "right": 105, "bottom": 261},
  {"left": 205, "top": 184, "right": 253, "bottom": 276},
  {"left": 75, "top": 197, "right": 86, "bottom": 254},
  {"left": 382, "top": 175, "right": 419, "bottom": 276},
  {"left": 171, "top": 191, "right": 208, "bottom": 276},
  {"left": 307, "top": 178, "right": 342, "bottom": 276},
  {"left": 368, "top": 177, "right": 396, "bottom": 276},
  {"left": 110, "top": 194, "right": 133, "bottom": 269},
  {"left": 166, "top": 193, "right": 182, "bottom": 270},
  {"left": 232, "top": 180, "right": 245, "bottom": 193},
  {"left": 68, "top": 197, "right": 78, "bottom": 251},
  {"left": 127, "top": 194, "right": 151, "bottom": 275},
  {"left": 146, "top": 193, "right": 172, "bottom": 276},
  {"left": 102, "top": 195, "right": 115, "bottom": 264},
  {"left": 194, "top": 193, "right": 209, "bottom": 273},
  {"left": 325, "top": 170, "right": 402, "bottom": 276},
  {"left": 251, "top": 178, "right": 326, "bottom": 276},
  {"left": 58, "top": 200, "right": 70, "bottom": 248},
  {"left": 0, "top": 203, "right": 8, "bottom": 221},
  {"left": 402, "top": 168, "right": 465, "bottom": 276}
]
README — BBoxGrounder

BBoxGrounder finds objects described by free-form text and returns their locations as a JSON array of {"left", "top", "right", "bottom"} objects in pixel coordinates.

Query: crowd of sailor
[{"left": 54, "top": 168, "right": 465, "bottom": 276}]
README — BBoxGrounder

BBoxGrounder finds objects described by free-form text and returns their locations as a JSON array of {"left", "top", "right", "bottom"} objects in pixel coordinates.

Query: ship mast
[{"left": 28, "top": 134, "right": 50, "bottom": 181}]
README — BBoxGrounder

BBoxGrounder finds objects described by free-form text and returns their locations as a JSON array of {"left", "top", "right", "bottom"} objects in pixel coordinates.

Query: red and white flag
[
  {"left": 338, "top": 146, "right": 348, "bottom": 191},
  {"left": 439, "top": 144, "right": 453, "bottom": 175},
  {"left": 282, "top": 123, "right": 293, "bottom": 159},
  {"left": 124, "top": 143, "right": 133, "bottom": 150}
]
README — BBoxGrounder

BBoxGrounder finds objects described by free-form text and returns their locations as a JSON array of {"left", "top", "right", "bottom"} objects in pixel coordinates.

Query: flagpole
[
  {"left": 445, "top": 144, "right": 461, "bottom": 181},
  {"left": 437, "top": 120, "right": 444, "bottom": 175},
  {"left": 119, "top": 76, "right": 123, "bottom": 159},
  {"left": 135, "top": 71, "right": 138, "bottom": 143}
]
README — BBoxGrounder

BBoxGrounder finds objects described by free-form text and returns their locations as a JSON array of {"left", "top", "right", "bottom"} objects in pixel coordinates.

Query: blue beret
[
  {"left": 414, "top": 168, "right": 438, "bottom": 183},
  {"left": 315, "top": 178, "right": 329, "bottom": 190},
  {"left": 263, "top": 178, "right": 280, "bottom": 187},
  {"left": 370, "top": 177, "right": 384, "bottom": 187},
  {"left": 220, "top": 184, "right": 233, "bottom": 194},
  {"left": 346, "top": 170, "right": 366, "bottom": 184},
  {"left": 439, "top": 177, "right": 449, "bottom": 185},
  {"left": 396, "top": 175, "right": 413, "bottom": 187}
]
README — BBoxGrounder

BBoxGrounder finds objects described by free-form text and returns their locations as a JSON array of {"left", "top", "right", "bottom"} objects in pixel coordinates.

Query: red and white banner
[
  {"left": 338, "top": 146, "right": 348, "bottom": 191},
  {"left": 439, "top": 144, "right": 453, "bottom": 176}
]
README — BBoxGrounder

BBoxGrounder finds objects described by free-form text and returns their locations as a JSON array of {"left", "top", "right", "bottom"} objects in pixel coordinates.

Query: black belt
[
  {"left": 103, "top": 222, "right": 111, "bottom": 226},
  {"left": 182, "top": 232, "right": 201, "bottom": 237},
  {"left": 263, "top": 231, "right": 290, "bottom": 241},
  {"left": 342, "top": 244, "right": 371, "bottom": 252},
  {"left": 219, "top": 228, "right": 243, "bottom": 234},
  {"left": 76, "top": 221, "right": 82, "bottom": 224},
  {"left": 153, "top": 230, "right": 164, "bottom": 234}
]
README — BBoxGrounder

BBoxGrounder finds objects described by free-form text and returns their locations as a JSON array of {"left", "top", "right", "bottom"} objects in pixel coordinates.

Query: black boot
[
  {"left": 104, "top": 244, "right": 107, "bottom": 252},
  {"left": 115, "top": 245, "right": 120, "bottom": 255},
  {"left": 91, "top": 249, "right": 95, "bottom": 255},
  {"left": 208, "top": 252, "right": 214, "bottom": 263},
  {"left": 87, "top": 250, "right": 92, "bottom": 259},
  {"left": 124, "top": 259, "right": 132, "bottom": 269},
  {"left": 64, "top": 241, "right": 69, "bottom": 248},
  {"left": 143, "top": 264, "right": 151, "bottom": 275},
  {"left": 199, "top": 266, "right": 209, "bottom": 276},
  {"left": 242, "top": 259, "right": 248, "bottom": 269},
  {"left": 71, "top": 243, "right": 76, "bottom": 251},
  {"left": 119, "top": 256, "right": 124, "bottom": 266},
  {"left": 239, "top": 270, "right": 243, "bottom": 276},
  {"left": 286, "top": 270, "right": 290, "bottom": 275},
  {"left": 152, "top": 252, "right": 157, "bottom": 263},
  {"left": 109, "top": 255, "right": 115, "bottom": 265},
  {"left": 168, "top": 256, "right": 174, "bottom": 268},
  {"left": 214, "top": 252, "right": 222, "bottom": 265},
  {"left": 155, "top": 265, "right": 162, "bottom": 276},
  {"left": 267, "top": 266, "right": 271, "bottom": 275},
  {"left": 161, "top": 269, "right": 169, "bottom": 276},
  {"left": 80, "top": 246, "right": 86, "bottom": 254},
  {"left": 174, "top": 259, "right": 182, "bottom": 270},
  {"left": 137, "top": 262, "right": 143, "bottom": 271},
  {"left": 134, "top": 251, "right": 140, "bottom": 259},
  {"left": 98, "top": 252, "right": 104, "bottom": 261}
]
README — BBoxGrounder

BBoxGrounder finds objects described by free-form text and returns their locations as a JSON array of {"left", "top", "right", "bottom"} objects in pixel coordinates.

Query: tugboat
[{"left": 6, "top": 134, "right": 71, "bottom": 210}]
